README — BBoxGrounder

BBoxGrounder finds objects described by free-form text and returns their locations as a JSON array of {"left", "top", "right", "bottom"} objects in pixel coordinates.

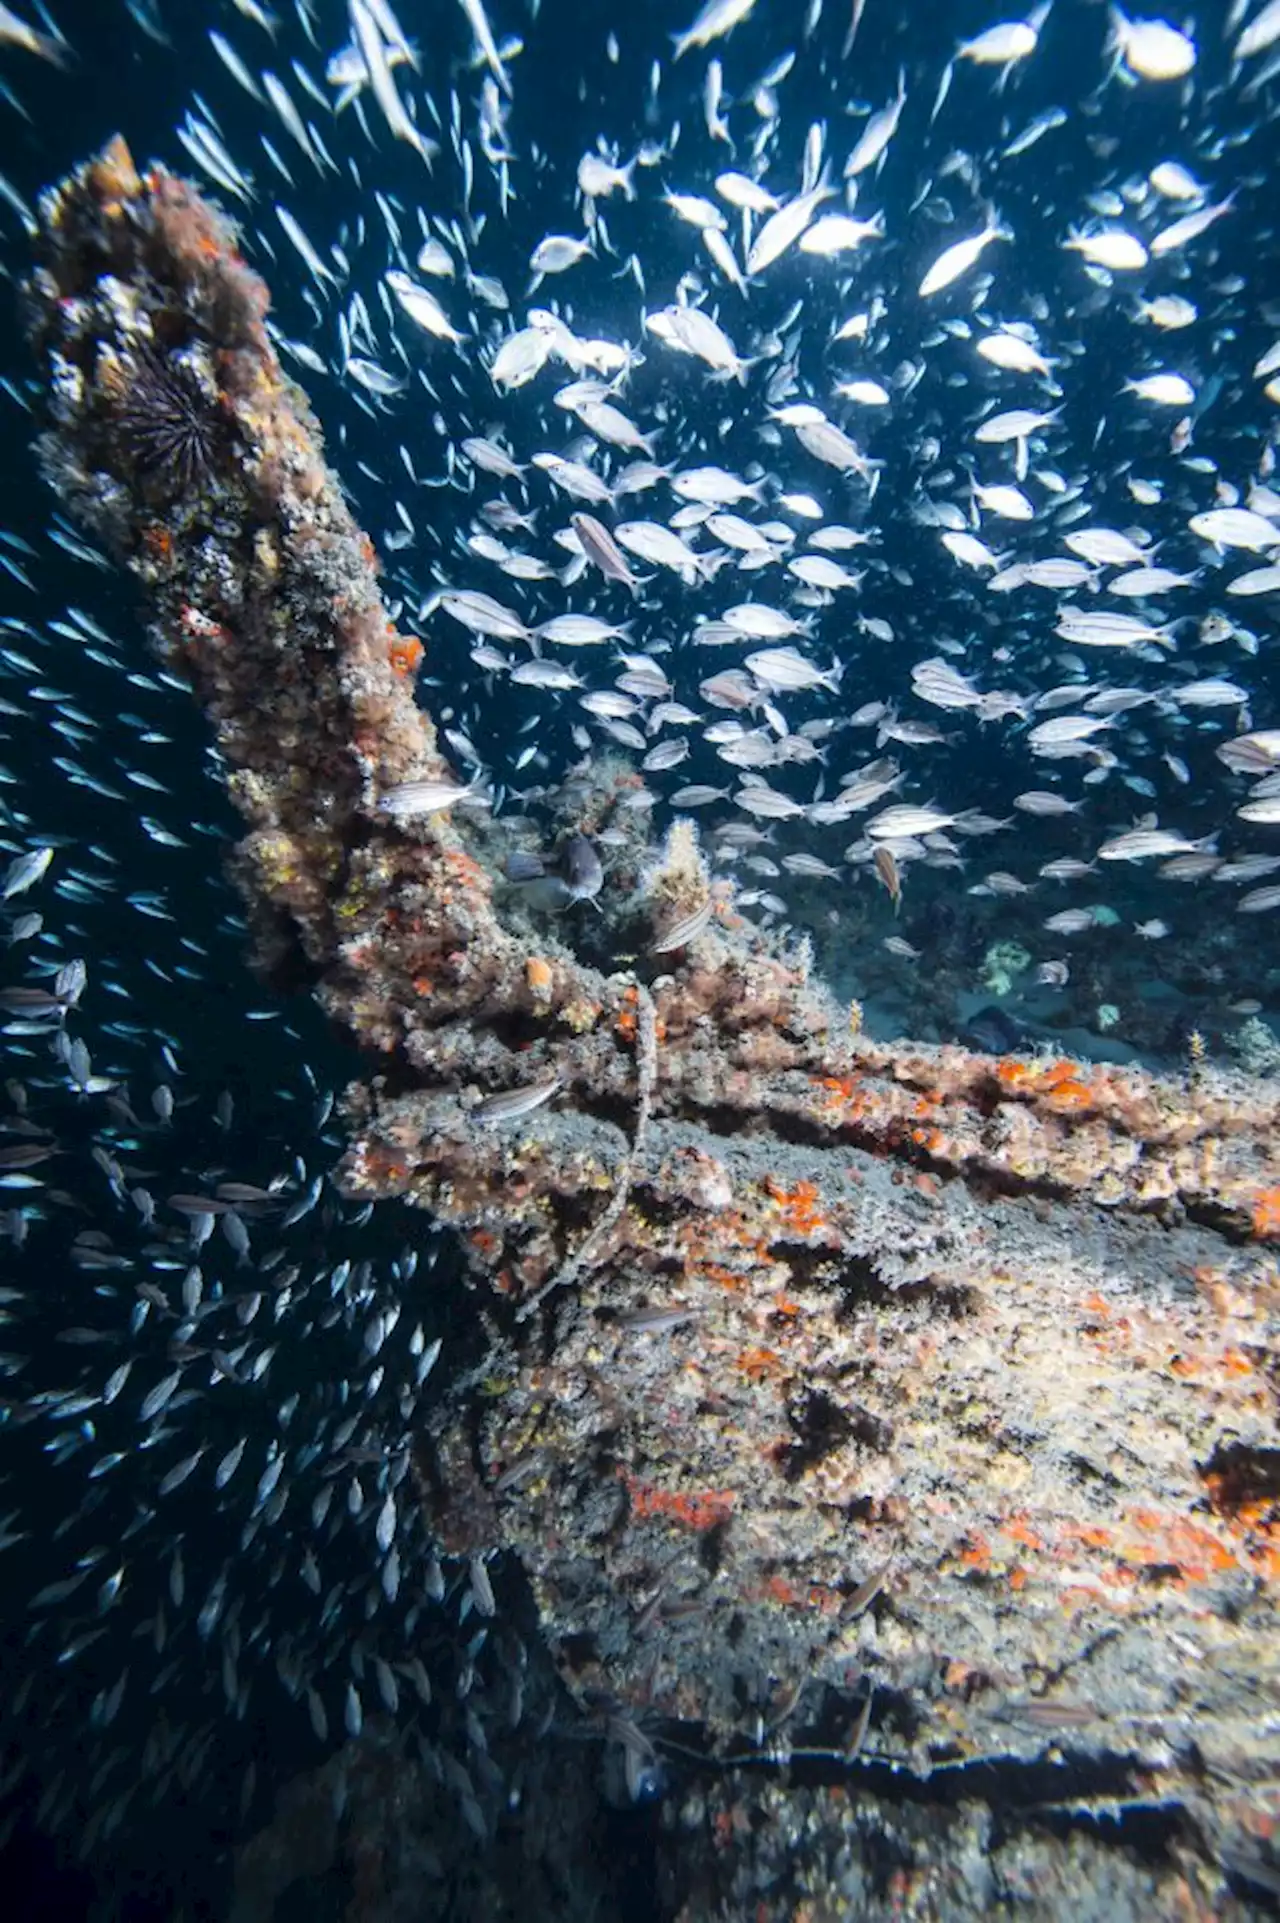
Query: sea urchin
[{"left": 116, "top": 340, "right": 225, "bottom": 497}]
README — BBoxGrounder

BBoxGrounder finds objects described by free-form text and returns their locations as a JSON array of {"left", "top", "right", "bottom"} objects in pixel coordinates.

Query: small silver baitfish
[{"left": 470, "top": 1075, "right": 563, "bottom": 1125}]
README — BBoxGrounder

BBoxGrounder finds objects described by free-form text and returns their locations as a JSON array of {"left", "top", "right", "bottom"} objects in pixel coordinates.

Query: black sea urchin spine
[{"left": 116, "top": 341, "right": 224, "bottom": 496}]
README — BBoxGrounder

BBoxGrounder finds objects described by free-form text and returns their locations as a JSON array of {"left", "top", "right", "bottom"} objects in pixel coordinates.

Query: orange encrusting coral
[
  {"left": 1251, "top": 1187, "right": 1280, "bottom": 1238},
  {"left": 524, "top": 955, "right": 554, "bottom": 999},
  {"left": 386, "top": 631, "right": 423, "bottom": 677},
  {"left": 763, "top": 1177, "right": 828, "bottom": 1239},
  {"left": 621, "top": 1472, "right": 734, "bottom": 1532}
]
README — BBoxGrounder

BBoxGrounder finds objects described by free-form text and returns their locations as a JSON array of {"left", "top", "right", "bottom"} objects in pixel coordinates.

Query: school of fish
[
  {"left": 71, "top": 0, "right": 1280, "bottom": 1059},
  {"left": 0, "top": 0, "right": 1278, "bottom": 1886}
]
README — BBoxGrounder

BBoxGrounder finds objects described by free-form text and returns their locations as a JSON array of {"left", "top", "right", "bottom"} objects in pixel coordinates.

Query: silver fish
[{"left": 470, "top": 1076, "right": 564, "bottom": 1125}]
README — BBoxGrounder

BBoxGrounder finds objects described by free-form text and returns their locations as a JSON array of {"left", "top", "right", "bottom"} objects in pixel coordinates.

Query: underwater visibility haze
[{"left": 1, "top": 0, "right": 1280, "bottom": 1916}]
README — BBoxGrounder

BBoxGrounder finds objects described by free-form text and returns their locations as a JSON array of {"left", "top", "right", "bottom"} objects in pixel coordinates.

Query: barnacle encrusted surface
[{"left": 27, "top": 142, "right": 1280, "bottom": 1909}]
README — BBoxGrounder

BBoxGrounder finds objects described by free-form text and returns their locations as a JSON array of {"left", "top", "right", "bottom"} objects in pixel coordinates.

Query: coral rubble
[{"left": 26, "top": 143, "right": 1280, "bottom": 1905}]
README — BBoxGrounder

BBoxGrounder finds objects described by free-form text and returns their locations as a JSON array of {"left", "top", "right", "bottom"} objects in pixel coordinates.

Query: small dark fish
[
  {"left": 214, "top": 1182, "right": 283, "bottom": 1210},
  {"left": 158, "top": 1448, "right": 206, "bottom": 1495},
  {"left": 167, "top": 1192, "right": 232, "bottom": 1216},
  {"left": 563, "top": 834, "right": 603, "bottom": 902},
  {"left": 493, "top": 1453, "right": 543, "bottom": 1495},
  {"left": 1221, "top": 1847, "right": 1280, "bottom": 1899},
  {"left": 505, "top": 850, "right": 547, "bottom": 883},
  {"left": 468, "top": 1555, "right": 496, "bottom": 1618},
  {"left": 215, "top": 1439, "right": 246, "bottom": 1488},
  {"left": 963, "top": 1005, "right": 1028, "bottom": 1056},
  {"left": 514, "top": 876, "right": 576, "bottom": 913},
  {"left": 306, "top": 1688, "right": 327, "bottom": 1742},
  {"left": 843, "top": 1687, "right": 874, "bottom": 1760},
  {"left": 0, "top": 987, "right": 63, "bottom": 1015},
  {"left": 0, "top": 1141, "right": 55, "bottom": 1169},
  {"left": 139, "top": 1368, "right": 183, "bottom": 1422}
]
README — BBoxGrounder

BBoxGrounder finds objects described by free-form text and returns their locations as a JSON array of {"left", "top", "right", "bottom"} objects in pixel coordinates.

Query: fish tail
[
  {"left": 929, "top": 59, "right": 953, "bottom": 125},
  {"left": 34, "top": 27, "right": 73, "bottom": 66}
]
